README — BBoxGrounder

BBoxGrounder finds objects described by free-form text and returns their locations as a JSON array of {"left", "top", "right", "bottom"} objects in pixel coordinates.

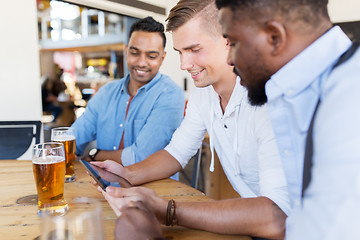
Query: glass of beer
[
  {"left": 33, "top": 142, "right": 68, "bottom": 216},
  {"left": 51, "top": 127, "right": 76, "bottom": 182}
]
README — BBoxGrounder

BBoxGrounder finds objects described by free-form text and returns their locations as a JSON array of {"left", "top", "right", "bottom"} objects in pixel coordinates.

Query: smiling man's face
[
  {"left": 172, "top": 16, "right": 230, "bottom": 88},
  {"left": 125, "top": 31, "right": 166, "bottom": 87}
]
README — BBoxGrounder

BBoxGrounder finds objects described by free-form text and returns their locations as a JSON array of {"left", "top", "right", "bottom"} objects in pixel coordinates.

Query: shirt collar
[
  {"left": 266, "top": 26, "right": 352, "bottom": 101},
  {"left": 225, "top": 76, "right": 245, "bottom": 114},
  {"left": 210, "top": 76, "right": 244, "bottom": 117},
  {"left": 120, "top": 76, "right": 131, "bottom": 95},
  {"left": 120, "top": 72, "right": 163, "bottom": 95}
]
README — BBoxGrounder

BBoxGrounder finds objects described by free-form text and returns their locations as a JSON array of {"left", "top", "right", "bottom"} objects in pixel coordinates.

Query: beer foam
[
  {"left": 33, "top": 156, "right": 65, "bottom": 164},
  {"left": 51, "top": 135, "right": 76, "bottom": 141}
]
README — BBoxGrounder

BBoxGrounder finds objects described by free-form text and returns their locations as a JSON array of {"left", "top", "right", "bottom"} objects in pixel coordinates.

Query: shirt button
[
  {"left": 295, "top": 200, "right": 300, "bottom": 206},
  {"left": 126, "top": 101, "right": 129, "bottom": 104},
  {"left": 113, "top": 146, "right": 116, "bottom": 150},
  {"left": 283, "top": 150, "right": 289, "bottom": 155},
  {"left": 120, "top": 123, "right": 123, "bottom": 127},
  {"left": 287, "top": 89, "right": 294, "bottom": 96}
]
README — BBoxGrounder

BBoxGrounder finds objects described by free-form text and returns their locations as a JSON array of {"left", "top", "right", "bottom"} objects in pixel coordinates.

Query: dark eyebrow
[
  {"left": 147, "top": 51, "right": 160, "bottom": 55},
  {"left": 129, "top": 46, "right": 139, "bottom": 51},
  {"left": 174, "top": 43, "right": 200, "bottom": 52},
  {"left": 129, "top": 46, "right": 160, "bottom": 55}
]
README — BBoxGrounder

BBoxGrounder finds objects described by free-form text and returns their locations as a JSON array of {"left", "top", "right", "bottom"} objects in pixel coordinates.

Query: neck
[
  {"left": 212, "top": 68, "right": 237, "bottom": 113},
  {"left": 300, "top": 22, "right": 333, "bottom": 52},
  {"left": 276, "top": 22, "right": 333, "bottom": 75},
  {"left": 128, "top": 78, "right": 145, "bottom": 96}
]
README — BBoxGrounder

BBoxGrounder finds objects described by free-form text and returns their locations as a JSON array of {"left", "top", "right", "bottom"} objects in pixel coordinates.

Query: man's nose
[
  {"left": 180, "top": 54, "right": 193, "bottom": 70},
  {"left": 138, "top": 54, "right": 147, "bottom": 67}
]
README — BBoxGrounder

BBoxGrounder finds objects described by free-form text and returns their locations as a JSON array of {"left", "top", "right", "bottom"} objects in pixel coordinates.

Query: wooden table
[{"left": 0, "top": 160, "right": 250, "bottom": 240}]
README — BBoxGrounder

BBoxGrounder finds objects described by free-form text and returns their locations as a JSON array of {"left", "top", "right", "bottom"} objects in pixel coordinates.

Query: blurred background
[{"left": 0, "top": 0, "right": 359, "bottom": 127}]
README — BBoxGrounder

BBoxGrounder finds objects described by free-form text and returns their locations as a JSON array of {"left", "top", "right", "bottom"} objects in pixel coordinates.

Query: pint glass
[
  {"left": 51, "top": 127, "right": 76, "bottom": 182},
  {"left": 32, "top": 142, "right": 68, "bottom": 216},
  {"left": 40, "top": 197, "right": 105, "bottom": 240}
]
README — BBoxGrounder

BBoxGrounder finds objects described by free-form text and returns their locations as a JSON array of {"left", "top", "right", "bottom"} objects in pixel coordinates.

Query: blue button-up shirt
[
  {"left": 265, "top": 26, "right": 360, "bottom": 239},
  {"left": 72, "top": 72, "right": 185, "bottom": 167}
]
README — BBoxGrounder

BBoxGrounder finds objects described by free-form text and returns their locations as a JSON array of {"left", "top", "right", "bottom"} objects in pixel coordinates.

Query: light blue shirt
[
  {"left": 266, "top": 26, "right": 360, "bottom": 239},
  {"left": 72, "top": 72, "right": 185, "bottom": 169}
]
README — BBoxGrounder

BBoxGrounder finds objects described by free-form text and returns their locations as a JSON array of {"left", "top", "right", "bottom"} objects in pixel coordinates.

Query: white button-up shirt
[{"left": 165, "top": 77, "right": 290, "bottom": 215}]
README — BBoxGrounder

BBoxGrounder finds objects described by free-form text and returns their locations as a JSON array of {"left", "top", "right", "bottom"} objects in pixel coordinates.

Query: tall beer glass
[
  {"left": 51, "top": 127, "right": 76, "bottom": 182},
  {"left": 33, "top": 142, "right": 68, "bottom": 216},
  {"left": 40, "top": 197, "right": 105, "bottom": 240}
]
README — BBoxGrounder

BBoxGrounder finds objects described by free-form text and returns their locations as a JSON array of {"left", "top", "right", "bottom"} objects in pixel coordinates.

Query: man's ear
[
  {"left": 264, "top": 20, "right": 286, "bottom": 56},
  {"left": 161, "top": 51, "right": 167, "bottom": 62}
]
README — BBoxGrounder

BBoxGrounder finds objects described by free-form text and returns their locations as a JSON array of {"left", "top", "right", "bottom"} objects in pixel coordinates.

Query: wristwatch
[{"left": 88, "top": 148, "right": 99, "bottom": 161}]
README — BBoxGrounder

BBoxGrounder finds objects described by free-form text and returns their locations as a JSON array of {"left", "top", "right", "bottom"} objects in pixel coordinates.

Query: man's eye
[
  {"left": 148, "top": 55, "right": 158, "bottom": 59},
  {"left": 229, "top": 42, "right": 235, "bottom": 47},
  {"left": 192, "top": 48, "right": 200, "bottom": 53},
  {"left": 130, "top": 51, "right": 139, "bottom": 55}
]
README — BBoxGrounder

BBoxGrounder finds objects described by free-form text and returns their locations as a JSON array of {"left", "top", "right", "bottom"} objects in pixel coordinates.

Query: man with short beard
[{"left": 216, "top": 0, "right": 360, "bottom": 239}]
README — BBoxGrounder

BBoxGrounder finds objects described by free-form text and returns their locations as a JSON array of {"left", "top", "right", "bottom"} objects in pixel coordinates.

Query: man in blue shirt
[
  {"left": 72, "top": 17, "right": 185, "bottom": 168},
  {"left": 217, "top": 0, "right": 360, "bottom": 239}
]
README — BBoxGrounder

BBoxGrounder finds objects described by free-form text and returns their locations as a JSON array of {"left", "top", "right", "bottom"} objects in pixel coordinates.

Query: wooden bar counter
[{"left": 0, "top": 160, "right": 250, "bottom": 240}]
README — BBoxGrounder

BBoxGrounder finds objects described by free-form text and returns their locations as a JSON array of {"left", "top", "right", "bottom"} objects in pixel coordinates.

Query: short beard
[
  {"left": 233, "top": 67, "right": 268, "bottom": 106},
  {"left": 247, "top": 85, "right": 267, "bottom": 106}
]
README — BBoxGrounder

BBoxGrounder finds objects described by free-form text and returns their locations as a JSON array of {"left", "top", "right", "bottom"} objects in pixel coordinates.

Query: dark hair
[
  {"left": 129, "top": 16, "right": 166, "bottom": 48},
  {"left": 215, "top": 0, "right": 330, "bottom": 30}
]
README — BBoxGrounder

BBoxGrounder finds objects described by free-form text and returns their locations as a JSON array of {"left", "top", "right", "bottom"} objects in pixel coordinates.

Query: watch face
[{"left": 89, "top": 148, "right": 97, "bottom": 156}]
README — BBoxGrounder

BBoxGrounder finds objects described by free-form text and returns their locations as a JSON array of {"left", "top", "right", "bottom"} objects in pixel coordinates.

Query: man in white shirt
[{"left": 93, "top": 0, "right": 290, "bottom": 238}]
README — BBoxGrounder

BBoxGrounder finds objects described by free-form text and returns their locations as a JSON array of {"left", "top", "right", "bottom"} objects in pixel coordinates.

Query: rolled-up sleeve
[
  {"left": 121, "top": 147, "right": 135, "bottom": 167},
  {"left": 165, "top": 90, "right": 207, "bottom": 168},
  {"left": 72, "top": 86, "right": 106, "bottom": 155}
]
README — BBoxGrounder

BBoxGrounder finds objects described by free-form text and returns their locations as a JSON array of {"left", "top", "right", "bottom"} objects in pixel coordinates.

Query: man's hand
[
  {"left": 102, "top": 186, "right": 168, "bottom": 223},
  {"left": 82, "top": 156, "right": 92, "bottom": 162},
  {"left": 115, "top": 201, "right": 164, "bottom": 240},
  {"left": 90, "top": 160, "right": 126, "bottom": 178}
]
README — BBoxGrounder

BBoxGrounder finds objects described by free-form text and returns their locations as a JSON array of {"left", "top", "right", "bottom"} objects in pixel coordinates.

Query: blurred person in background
[{"left": 41, "top": 75, "right": 66, "bottom": 122}]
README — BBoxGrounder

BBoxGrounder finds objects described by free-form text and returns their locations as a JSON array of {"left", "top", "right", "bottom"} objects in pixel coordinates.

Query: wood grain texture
[{"left": 0, "top": 160, "right": 249, "bottom": 240}]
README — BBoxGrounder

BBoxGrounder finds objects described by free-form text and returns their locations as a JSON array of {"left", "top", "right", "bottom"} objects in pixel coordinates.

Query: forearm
[
  {"left": 175, "top": 197, "right": 286, "bottom": 239},
  {"left": 94, "top": 150, "right": 123, "bottom": 164},
  {"left": 126, "top": 150, "right": 182, "bottom": 185}
]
